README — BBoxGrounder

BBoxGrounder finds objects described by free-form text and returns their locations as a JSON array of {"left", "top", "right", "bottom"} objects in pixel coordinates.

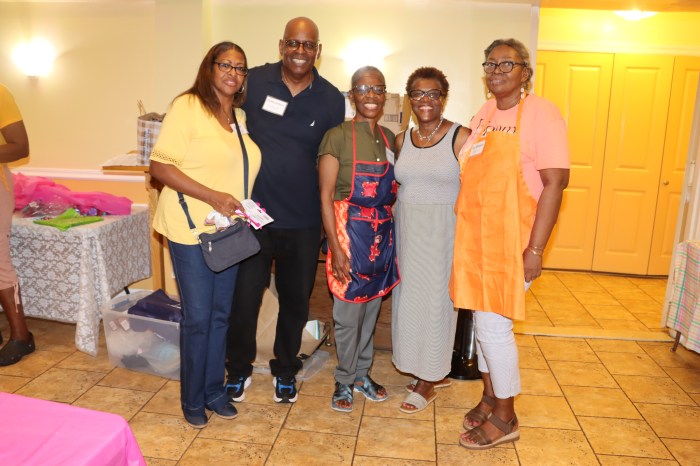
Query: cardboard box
[
  {"left": 253, "top": 276, "right": 329, "bottom": 370},
  {"left": 380, "top": 92, "right": 402, "bottom": 135},
  {"left": 102, "top": 292, "right": 180, "bottom": 380}
]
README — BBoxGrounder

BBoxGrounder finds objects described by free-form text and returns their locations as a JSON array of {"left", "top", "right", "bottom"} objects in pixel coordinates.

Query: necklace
[
  {"left": 222, "top": 107, "right": 232, "bottom": 124},
  {"left": 416, "top": 116, "right": 444, "bottom": 143},
  {"left": 281, "top": 69, "right": 311, "bottom": 93}
]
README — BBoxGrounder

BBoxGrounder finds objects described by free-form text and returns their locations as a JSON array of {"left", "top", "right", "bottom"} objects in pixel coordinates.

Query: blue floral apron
[{"left": 326, "top": 121, "right": 400, "bottom": 302}]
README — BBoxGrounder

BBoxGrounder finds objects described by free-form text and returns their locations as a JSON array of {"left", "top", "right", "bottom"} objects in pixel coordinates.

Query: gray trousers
[{"left": 333, "top": 296, "right": 382, "bottom": 385}]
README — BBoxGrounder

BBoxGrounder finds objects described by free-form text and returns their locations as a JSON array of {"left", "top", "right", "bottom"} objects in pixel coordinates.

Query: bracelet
[
  {"left": 526, "top": 247, "right": 543, "bottom": 257},
  {"left": 527, "top": 244, "right": 545, "bottom": 251}
]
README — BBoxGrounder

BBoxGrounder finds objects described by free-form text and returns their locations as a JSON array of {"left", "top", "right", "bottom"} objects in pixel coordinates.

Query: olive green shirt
[{"left": 318, "top": 120, "right": 396, "bottom": 200}]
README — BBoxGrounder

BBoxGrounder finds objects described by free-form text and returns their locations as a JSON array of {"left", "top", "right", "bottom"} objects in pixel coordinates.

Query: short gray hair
[
  {"left": 351, "top": 66, "right": 385, "bottom": 88},
  {"left": 484, "top": 38, "right": 533, "bottom": 90}
]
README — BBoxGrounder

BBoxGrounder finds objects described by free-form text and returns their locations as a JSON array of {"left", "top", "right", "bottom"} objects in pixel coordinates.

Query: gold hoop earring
[{"left": 487, "top": 91, "right": 492, "bottom": 99}]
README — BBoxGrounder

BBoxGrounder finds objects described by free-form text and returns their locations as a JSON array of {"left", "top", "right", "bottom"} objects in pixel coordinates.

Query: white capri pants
[{"left": 474, "top": 310, "right": 520, "bottom": 398}]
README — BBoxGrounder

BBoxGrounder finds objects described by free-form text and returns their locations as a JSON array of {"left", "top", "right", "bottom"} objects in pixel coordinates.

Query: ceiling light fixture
[{"left": 614, "top": 10, "right": 658, "bottom": 21}]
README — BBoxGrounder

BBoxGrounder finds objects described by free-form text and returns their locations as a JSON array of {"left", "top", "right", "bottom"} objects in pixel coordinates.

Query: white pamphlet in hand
[{"left": 237, "top": 199, "right": 274, "bottom": 230}]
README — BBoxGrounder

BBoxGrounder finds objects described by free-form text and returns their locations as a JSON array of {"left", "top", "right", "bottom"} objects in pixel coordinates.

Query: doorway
[{"left": 535, "top": 51, "right": 700, "bottom": 275}]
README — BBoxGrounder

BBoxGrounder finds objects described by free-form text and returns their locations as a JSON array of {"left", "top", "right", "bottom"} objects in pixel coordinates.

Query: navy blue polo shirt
[{"left": 242, "top": 61, "right": 345, "bottom": 229}]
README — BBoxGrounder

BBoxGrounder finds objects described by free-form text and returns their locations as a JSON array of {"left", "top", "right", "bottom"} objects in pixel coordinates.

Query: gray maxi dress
[{"left": 392, "top": 123, "right": 461, "bottom": 381}]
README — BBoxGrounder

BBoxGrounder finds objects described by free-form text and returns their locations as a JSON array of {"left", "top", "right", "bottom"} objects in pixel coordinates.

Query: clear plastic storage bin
[{"left": 102, "top": 292, "right": 180, "bottom": 380}]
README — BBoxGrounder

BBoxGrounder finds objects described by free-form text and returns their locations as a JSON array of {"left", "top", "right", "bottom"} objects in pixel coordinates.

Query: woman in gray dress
[{"left": 392, "top": 67, "right": 470, "bottom": 413}]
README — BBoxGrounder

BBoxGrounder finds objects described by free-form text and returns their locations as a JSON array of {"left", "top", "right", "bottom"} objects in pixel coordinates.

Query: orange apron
[{"left": 449, "top": 99, "right": 537, "bottom": 320}]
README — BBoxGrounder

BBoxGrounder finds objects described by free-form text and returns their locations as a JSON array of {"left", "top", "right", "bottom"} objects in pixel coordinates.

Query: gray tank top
[{"left": 394, "top": 122, "right": 461, "bottom": 204}]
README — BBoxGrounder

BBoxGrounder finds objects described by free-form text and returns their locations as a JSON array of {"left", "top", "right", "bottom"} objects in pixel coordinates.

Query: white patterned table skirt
[{"left": 10, "top": 206, "right": 151, "bottom": 355}]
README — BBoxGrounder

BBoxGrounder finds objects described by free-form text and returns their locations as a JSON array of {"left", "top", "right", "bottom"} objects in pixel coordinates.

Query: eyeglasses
[
  {"left": 214, "top": 62, "right": 248, "bottom": 76},
  {"left": 408, "top": 89, "right": 443, "bottom": 101},
  {"left": 482, "top": 61, "right": 527, "bottom": 74},
  {"left": 352, "top": 84, "right": 387, "bottom": 96},
  {"left": 283, "top": 39, "right": 319, "bottom": 53}
]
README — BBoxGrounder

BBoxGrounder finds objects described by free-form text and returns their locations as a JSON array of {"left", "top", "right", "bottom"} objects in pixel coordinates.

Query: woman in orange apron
[
  {"left": 319, "top": 66, "right": 399, "bottom": 413},
  {"left": 450, "top": 39, "right": 570, "bottom": 450}
]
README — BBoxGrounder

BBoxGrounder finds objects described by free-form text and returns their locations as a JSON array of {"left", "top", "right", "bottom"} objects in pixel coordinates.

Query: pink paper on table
[{"left": 0, "top": 393, "right": 146, "bottom": 466}]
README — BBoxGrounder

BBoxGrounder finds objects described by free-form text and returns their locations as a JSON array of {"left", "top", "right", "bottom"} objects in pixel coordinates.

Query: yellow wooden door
[
  {"left": 647, "top": 56, "right": 700, "bottom": 275},
  {"left": 592, "top": 55, "right": 674, "bottom": 274},
  {"left": 535, "top": 51, "right": 613, "bottom": 270}
]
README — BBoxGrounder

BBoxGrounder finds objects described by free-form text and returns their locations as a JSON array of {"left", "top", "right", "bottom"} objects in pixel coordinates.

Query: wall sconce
[
  {"left": 614, "top": 10, "right": 658, "bottom": 21},
  {"left": 12, "top": 38, "right": 56, "bottom": 77},
  {"left": 342, "top": 39, "right": 390, "bottom": 76}
]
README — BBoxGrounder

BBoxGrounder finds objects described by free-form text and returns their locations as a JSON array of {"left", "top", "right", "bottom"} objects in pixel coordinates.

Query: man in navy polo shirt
[{"left": 225, "top": 17, "right": 345, "bottom": 403}]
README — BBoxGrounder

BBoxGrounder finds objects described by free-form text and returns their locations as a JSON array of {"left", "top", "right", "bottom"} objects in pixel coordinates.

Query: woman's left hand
[{"left": 523, "top": 249, "right": 542, "bottom": 282}]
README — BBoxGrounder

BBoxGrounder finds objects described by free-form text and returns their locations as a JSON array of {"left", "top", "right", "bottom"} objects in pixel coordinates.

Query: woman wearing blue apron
[{"left": 319, "top": 66, "right": 399, "bottom": 412}]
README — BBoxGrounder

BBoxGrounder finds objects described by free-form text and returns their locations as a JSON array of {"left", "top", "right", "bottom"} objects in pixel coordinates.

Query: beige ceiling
[
  {"left": 540, "top": 0, "right": 700, "bottom": 12},
  {"left": 2, "top": 0, "right": 699, "bottom": 11}
]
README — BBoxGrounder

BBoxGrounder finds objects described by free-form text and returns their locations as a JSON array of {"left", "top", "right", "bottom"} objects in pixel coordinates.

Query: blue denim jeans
[{"left": 169, "top": 241, "right": 238, "bottom": 417}]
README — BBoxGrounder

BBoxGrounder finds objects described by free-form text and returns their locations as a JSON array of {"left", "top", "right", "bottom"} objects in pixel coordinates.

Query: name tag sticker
[
  {"left": 385, "top": 148, "right": 395, "bottom": 165},
  {"left": 344, "top": 97, "right": 355, "bottom": 119},
  {"left": 470, "top": 140, "right": 486, "bottom": 157},
  {"left": 262, "top": 95, "right": 288, "bottom": 116}
]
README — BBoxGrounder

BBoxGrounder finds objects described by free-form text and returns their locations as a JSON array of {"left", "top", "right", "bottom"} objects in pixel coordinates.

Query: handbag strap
[
  {"left": 178, "top": 107, "right": 251, "bottom": 235},
  {"left": 231, "top": 109, "right": 250, "bottom": 199},
  {"left": 178, "top": 192, "right": 197, "bottom": 231}
]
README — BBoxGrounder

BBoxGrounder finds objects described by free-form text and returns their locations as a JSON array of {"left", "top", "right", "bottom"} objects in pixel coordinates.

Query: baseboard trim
[{"left": 514, "top": 322, "right": 673, "bottom": 342}]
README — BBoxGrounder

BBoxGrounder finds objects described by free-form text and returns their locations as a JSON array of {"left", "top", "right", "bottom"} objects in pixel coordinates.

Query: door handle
[{"left": 662, "top": 180, "right": 670, "bottom": 185}]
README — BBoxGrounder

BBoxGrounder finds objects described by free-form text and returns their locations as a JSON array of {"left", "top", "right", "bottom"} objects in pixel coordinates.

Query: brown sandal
[
  {"left": 463, "top": 394, "right": 495, "bottom": 430},
  {"left": 459, "top": 412, "right": 520, "bottom": 450}
]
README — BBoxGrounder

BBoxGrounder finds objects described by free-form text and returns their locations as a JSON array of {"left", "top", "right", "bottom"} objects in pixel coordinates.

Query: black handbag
[{"left": 178, "top": 109, "right": 260, "bottom": 272}]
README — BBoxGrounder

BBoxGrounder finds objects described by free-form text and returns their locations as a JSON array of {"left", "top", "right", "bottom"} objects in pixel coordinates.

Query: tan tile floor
[{"left": 1, "top": 271, "right": 699, "bottom": 465}]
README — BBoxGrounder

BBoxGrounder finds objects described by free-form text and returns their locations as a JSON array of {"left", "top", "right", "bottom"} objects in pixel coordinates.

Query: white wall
[
  {"left": 0, "top": 2, "right": 155, "bottom": 170},
  {"left": 0, "top": 0, "right": 532, "bottom": 171},
  {"left": 680, "top": 80, "right": 700, "bottom": 242},
  {"left": 213, "top": 1, "right": 532, "bottom": 127}
]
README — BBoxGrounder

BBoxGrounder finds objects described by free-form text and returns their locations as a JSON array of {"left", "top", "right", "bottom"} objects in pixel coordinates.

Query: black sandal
[{"left": 0, "top": 333, "right": 35, "bottom": 366}]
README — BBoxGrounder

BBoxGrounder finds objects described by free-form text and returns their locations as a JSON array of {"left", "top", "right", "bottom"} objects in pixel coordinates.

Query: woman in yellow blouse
[
  {"left": 0, "top": 84, "right": 35, "bottom": 366},
  {"left": 149, "top": 42, "right": 261, "bottom": 429}
]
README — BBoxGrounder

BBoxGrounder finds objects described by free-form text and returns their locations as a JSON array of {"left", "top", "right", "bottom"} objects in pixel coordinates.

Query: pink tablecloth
[
  {"left": 667, "top": 240, "right": 700, "bottom": 353},
  {"left": 0, "top": 393, "right": 145, "bottom": 466}
]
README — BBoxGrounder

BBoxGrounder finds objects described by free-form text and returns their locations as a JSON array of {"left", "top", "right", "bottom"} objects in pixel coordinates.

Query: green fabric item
[{"left": 33, "top": 208, "right": 104, "bottom": 231}]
